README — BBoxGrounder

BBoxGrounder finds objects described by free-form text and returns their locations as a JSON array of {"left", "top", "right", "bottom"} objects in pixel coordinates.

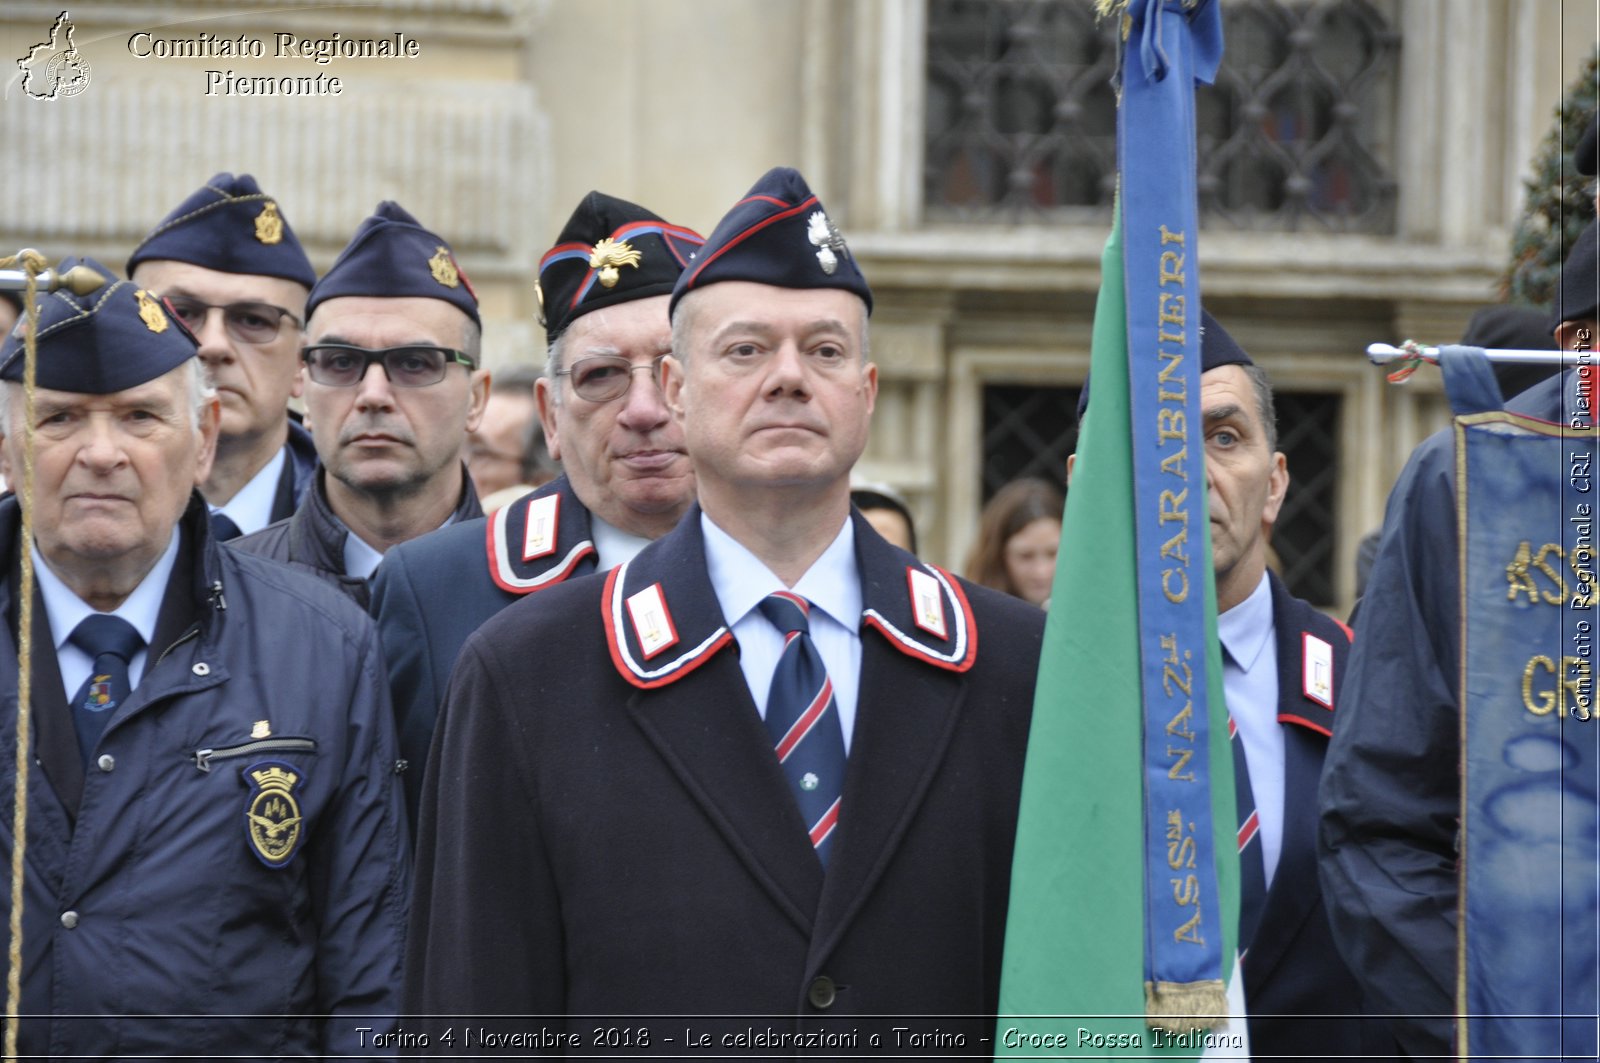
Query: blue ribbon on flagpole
[{"left": 1119, "top": 0, "right": 1228, "bottom": 1023}]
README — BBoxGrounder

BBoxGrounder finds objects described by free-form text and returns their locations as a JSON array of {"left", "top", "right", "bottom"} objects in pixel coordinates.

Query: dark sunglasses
[
  {"left": 162, "top": 295, "right": 301, "bottom": 345},
  {"left": 555, "top": 354, "right": 666, "bottom": 403},
  {"left": 302, "top": 343, "right": 478, "bottom": 388}
]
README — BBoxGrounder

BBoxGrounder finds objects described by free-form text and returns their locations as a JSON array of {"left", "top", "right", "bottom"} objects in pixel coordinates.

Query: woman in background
[{"left": 963, "top": 478, "right": 1064, "bottom": 608}]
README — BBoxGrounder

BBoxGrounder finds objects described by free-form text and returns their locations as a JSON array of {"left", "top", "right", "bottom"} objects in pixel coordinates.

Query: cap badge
[
  {"left": 254, "top": 201, "right": 284, "bottom": 245},
  {"left": 806, "top": 211, "right": 848, "bottom": 275},
  {"left": 589, "top": 238, "right": 642, "bottom": 290},
  {"left": 428, "top": 246, "right": 461, "bottom": 289},
  {"left": 533, "top": 278, "right": 547, "bottom": 327},
  {"left": 134, "top": 289, "right": 168, "bottom": 334}
]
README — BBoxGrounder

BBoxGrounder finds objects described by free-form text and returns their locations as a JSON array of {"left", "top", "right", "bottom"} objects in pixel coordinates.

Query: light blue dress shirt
[
  {"left": 34, "top": 528, "right": 180, "bottom": 703},
  {"left": 208, "top": 444, "right": 286, "bottom": 538},
  {"left": 702, "top": 513, "right": 862, "bottom": 753}
]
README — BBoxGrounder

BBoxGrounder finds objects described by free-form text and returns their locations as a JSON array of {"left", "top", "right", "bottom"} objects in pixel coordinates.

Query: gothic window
[{"left": 925, "top": 0, "right": 1400, "bottom": 232}]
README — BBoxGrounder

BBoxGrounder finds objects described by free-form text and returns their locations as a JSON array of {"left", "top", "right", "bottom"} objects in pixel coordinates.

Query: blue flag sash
[
  {"left": 1448, "top": 348, "right": 1599, "bottom": 1060},
  {"left": 1118, "top": 0, "right": 1229, "bottom": 1025}
]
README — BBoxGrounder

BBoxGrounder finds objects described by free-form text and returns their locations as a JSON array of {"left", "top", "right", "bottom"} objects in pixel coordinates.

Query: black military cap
[
  {"left": 127, "top": 173, "right": 315, "bottom": 288},
  {"left": 0, "top": 257, "right": 197, "bottom": 393},
  {"left": 1076, "top": 309, "right": 1251, "bottom": 423},
  {"left": 1552, "top": 219, "right": 1599, "bottom": 332},
  {"left": 670, "top": 167, "right": 872, "bottom": 316},
  {"left": 308, "top": 201, "right": 479, "bottom": 326},
  {"left": 538, "top": 192, "right": 704, "bottom": 345}
]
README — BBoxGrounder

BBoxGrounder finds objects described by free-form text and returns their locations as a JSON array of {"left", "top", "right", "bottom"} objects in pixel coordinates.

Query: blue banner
[
  {"left": 1119, "top": 0, "right": 1229, "bottom": 1020},
  {"left": 1451, "top": 352, "right": 1599, "bottom": 1061}
]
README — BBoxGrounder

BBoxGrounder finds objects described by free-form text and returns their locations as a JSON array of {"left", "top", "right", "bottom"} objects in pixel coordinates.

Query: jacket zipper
[{"left": 192, "top": 737, "right": 317, "bottom": 773}]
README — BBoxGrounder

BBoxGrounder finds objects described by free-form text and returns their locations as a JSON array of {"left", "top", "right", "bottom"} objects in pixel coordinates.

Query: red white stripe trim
[
  {"left": 809, "top": 797, "right": 841, "bottom": 848},
  {"left": 1237, "top": 810, "right": 1260, "bottom": 852},
  {"left": 775, "top": 678, "right": 833, "bottom": 763}
]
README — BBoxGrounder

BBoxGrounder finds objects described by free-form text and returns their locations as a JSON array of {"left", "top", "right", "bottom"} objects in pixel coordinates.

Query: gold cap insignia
[
  {"left": 250, "top": 720, "right": 271, "bottom": 739},
  {"left": 428, "top": 246, "right": 460, "bottom": 289},
  {"left": 245, "top": 764, "right": 304, "bottom": 868},
  {"left": 134, "top": 289, "right": 168, "bottom": 333},
  {"left": 533, "top": 278, "right": 546, "bottom": 327},
  {"left": 806, "top": 211, "right": 849, "bottom": 275},
  {"left": 589, "top": 238, "right": 642, "bottom": 290},
  {"left": 254, "top": 201, "right": 284, "bottom": 245}
]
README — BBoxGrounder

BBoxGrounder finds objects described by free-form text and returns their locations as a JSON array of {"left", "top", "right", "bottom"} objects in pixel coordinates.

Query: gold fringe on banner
[{"left": 1144, "top": 978, "right": 1229, "bottom": 1033}]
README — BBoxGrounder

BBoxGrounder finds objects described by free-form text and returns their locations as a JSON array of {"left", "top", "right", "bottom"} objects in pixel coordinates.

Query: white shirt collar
[
  {"left": 33, "top": 527, "right": 181, "bottom": 650},
  {"left": 209, "top": 445, "right": 287, "bottom": 538},
  {"left": 591, "top": 514, "right": 654, "bottom": 571},
  {"left": 341, "top": 510, "right": 460, "bottom": 580},
  {"left": 1217, "top": 570, "right": 1274, "bottom": 672},
  {"left": 702, "top": 512, "right": 861, "bottom": 633}
]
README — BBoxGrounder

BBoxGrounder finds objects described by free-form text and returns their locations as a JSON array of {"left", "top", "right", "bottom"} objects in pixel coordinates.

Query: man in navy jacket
[{"left": 0, "top": 262, "right": 408, "bottom": 1058}]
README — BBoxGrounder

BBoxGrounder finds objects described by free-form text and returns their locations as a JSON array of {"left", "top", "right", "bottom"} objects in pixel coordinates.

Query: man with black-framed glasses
[
  {"left": 128, "top": 173, "right": 319, "bottom": 540},
  {"left": 233, "top": 202, "right": 486, "bottom": 607},
  {"left": 371, "top": 191, "right": 703, "bottom": 831}
]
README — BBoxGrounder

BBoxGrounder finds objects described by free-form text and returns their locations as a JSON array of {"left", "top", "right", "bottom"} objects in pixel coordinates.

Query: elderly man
[
  {"left": 1321, "top": 220, "right": 1600, "bottom": 1057},
  {"left": 405, "top": 169, "right": 1044, "bottom": 1045},
  {"left": 371, "top": 192, "right": 702, "bottom": 827},
  {"left": 128, "top": 173, "right": 318, "bottom": 540},
  {"left": 0, "top": 262, "right": 407, "bottom": 1058},
  {"left": 234, "top": 202, "right": 486, "bottom": 605}
]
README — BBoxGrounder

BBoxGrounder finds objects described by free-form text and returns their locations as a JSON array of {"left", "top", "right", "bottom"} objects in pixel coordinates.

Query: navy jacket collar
[{"left": 483, "top": 475, "right": 597, "bottom": 593}]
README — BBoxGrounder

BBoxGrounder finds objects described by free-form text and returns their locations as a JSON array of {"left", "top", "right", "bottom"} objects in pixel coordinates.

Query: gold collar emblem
[
  {"left": 254, "top": 201, "right": 284, "bottom": 245},
  {"left": 134, "top": 289, "right": 168, "bottom": 333},
  {"left": 428, "top": 246, "right": 460, "bottom": 288},
  {"left": 589, "top": 238, "right": 642, "bottom": 289}
]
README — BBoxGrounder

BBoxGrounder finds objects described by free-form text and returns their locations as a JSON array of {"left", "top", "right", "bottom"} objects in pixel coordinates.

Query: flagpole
[{"left": 1367, "top": 342, "right": 1590, "bottom": 365}]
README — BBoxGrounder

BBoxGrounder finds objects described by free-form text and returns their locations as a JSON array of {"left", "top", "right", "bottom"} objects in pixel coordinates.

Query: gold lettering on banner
[
  {"left": 1165, "top": 811, "right": 1206, "bottom": 946},
  {"left": 1154, "top": 222, "right": 1192, "bottom": 607},
  {"left": 1504, "top": 541, "right": 1597, "bottom": 607},
  {"left": 1521, "top": 654, "right": 1593, "bottom": 718}
]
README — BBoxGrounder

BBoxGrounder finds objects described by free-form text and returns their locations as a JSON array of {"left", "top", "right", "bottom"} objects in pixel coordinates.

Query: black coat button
[{"left": 807, "top": 975, "right": 836, "bottom": 1009}]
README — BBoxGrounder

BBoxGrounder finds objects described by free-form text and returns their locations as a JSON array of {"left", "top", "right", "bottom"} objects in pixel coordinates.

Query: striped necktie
[
  {"left": 758, "top": 591, "right": 846, "bottom": 866},
  {"left": 1230, "top": 714, "right": 1267, "bottom": 956},
  {"left": 67, "top": 614, "right": 144, "bottom": 767}
]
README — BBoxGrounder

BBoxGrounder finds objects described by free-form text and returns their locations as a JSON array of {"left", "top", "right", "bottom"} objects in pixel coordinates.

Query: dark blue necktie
[
  {"left": 758, "top": 592, "right": 847, "bottom": 866},
  {"left": 68, "top": 614, "right": 143, "bottom": 766},
  {"left": 1230, "top": 713, "right": 1267, "bottom": 957},
  {"left": 210, "top": 511, "right": 243, "bottom": 542}
]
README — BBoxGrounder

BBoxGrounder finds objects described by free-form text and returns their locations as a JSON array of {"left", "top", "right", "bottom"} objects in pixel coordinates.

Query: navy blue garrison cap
[
  {"left": 1552, "top": 219, "right": 1599, "bottom": 332},
  {"left": 0, "top": 258, "right": 198, "bottom": 393},
  {"left": 308, "top": 201, "right": 479, "bottom": 326},
  {"left": 539, "top": 192, "right": 704, "bottom": 345},
  {"left": 127, "top": 173, "right": 315, "bottom": 288},
  {"left": 1076, "top": 309, "right": 1252, "bottom": 424},
  {"left": 669, "top": 167, "right": 872, "bottom": 316}
]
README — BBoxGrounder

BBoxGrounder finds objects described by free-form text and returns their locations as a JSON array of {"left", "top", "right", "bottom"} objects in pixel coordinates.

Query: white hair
[{"left": 0, "top": 358, "right": 216, "bottom": 436}]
